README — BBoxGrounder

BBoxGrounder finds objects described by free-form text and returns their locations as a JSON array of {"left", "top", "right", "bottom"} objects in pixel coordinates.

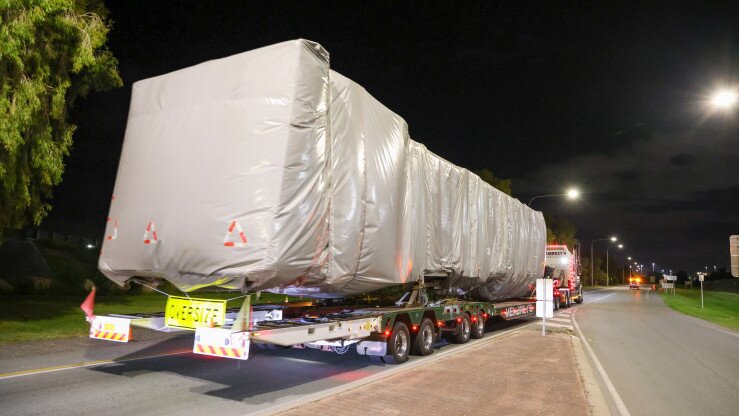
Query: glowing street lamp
[{"left": 711, "top": 89, "right": 737, "bottom": 110}]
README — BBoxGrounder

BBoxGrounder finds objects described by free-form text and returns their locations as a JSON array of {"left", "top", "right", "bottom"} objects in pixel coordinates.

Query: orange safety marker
[
  {"left": 106, "top": 217, "right": 118, "bottom": 240},
  {"left": 143, "top": 221, "right": 159, "bottom": 244},
  {"left": 193, "top": 343, "right": 244, "bottom": 358},
  {"left": 91, "top": 330, "right": 130, "bottom": 342},
  {"left": 223, "top": 220, "right": 247, "bottom": 247}
]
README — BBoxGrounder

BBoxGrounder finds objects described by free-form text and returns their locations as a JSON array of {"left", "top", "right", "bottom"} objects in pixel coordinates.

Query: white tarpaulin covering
[{"left": 99, "top": 39, "right": 546, "bottom": 301}]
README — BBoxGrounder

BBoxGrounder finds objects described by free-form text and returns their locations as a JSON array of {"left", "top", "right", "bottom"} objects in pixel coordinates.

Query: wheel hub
[
  {"left": 422, "top": 325, "right": 433, "bottom": 350},
  {"left": 395, "top": 331, "right": 408, "bottom": 356}
]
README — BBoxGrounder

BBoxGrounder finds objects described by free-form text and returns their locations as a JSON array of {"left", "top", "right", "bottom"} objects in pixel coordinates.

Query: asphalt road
[
  {"left": 0, "top": 311, "right": 529, "bottom": 416},
  {"left": 575, "top": 286, "right": 739, "bottom": 416}
]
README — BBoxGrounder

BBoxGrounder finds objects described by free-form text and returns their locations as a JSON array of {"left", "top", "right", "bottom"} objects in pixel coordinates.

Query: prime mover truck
[
  {"left": 86, "top": 39, "right": 560, "bottom": 365},
  {"left": 544, "top": 244, "right": 583, "bottom": 308}
]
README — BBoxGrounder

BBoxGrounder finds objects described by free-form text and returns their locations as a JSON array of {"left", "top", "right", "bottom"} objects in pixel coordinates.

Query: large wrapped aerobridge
[{"left": 99, "top": 39, "right": 546, "bottom": 301}]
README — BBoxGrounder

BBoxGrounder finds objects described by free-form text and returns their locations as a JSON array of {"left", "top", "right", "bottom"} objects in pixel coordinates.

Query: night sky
[{"left": 49, "top": 1, "right": 737, "bottom": 274}]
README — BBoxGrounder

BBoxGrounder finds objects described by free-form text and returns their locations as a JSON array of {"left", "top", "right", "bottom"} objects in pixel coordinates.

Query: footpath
[{"left": 281, "top": 324, "right": 604, "bottom": 416}]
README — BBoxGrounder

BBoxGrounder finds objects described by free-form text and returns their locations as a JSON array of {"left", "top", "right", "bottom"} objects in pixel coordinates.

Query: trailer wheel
[
  {"left": 471, "top": 314, "right": 485, "bottom": 339},
  {"left": 452, "top": 314, "right": 471, "bottom": 344},
  {"left": 554, "top": 297, "right": 560, "bottom": 310},
  {"left": 575, "top": 290, "right": 584, "bottom": 304},
  {"left": 411, "top": 318, "right": 435, "bottom": 356},
  {"left": 566, "top": 293, "right": 572, "bottom": 307},
  {"left": 383, "top": 322, "right": 410, "bottom": 364}
]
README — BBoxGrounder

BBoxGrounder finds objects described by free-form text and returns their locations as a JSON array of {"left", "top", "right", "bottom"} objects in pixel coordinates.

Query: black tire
[
  {"left": 567, "top": 293, "right": 572, "bottom": 307},
  {"left": 575, "top": 290, "right": 584, "bottom": 304},
  {"left": 554, "top": 296, "right": 560, "bottom": 310},
  {"left": 383, "top": 322, "right": 410, "bottom": 364},
  {"left": 471, "top": 314, "right": 485, "bottom": 339},
  {"left": 411, "top": 318, "right": 435, "bottom": 356},
  {"left": 452, "top": 314, "right": 471, "bottom": 344}
]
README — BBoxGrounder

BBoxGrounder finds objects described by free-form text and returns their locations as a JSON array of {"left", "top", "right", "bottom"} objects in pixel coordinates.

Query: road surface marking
[
  {"left": 572, "top": 305, "right": 631, "bottom": 416},
  {"left": 537, "top": 322, "right": 573, "bottom": 329},
  {"left": 0, "top": 349, "right": 191, "bottom": 381},
  {"left": 558, "top": 310, "right": 572, "bottom": 314}
]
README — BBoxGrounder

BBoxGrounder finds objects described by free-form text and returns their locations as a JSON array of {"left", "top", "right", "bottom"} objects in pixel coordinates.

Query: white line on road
[
  {"left": 572, "top": 292, "right": 631, "bottom": 416},
  {"left": 536, "top": 322, "right": 573, "bottom": 329}
]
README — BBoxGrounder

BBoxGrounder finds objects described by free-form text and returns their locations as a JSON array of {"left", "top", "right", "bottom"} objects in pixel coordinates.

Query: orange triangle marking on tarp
[
  {"left": 223, "top": 220, "right": 247, "bottom": 247},
  {"left": 143, "top": 221, "right": 159, "bottom": 244},
  {"left": 106, "top": 217, "right": 118, "bottom": 240}
]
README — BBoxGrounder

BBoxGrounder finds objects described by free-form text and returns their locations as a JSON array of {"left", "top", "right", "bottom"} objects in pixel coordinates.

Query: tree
[
  {"left": 0, "top": 0, "right": 122, "bottom": 239},
  {"left": 475, "top": 168, "right": 512, "bottom": 196},
  {"left": 582, "top": 255, "right": 609, "bottom": 286},
  {"left": 543, "top": 214, "right": 578, "bottom": 248}
]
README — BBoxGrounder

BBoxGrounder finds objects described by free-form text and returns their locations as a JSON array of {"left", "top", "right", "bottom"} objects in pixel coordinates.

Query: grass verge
[
  {"left": 0, "top": 292, "right": 300, "bottom": 344},
  {"left": 659, "top": 288, "right": 739, "bottom": 331}
]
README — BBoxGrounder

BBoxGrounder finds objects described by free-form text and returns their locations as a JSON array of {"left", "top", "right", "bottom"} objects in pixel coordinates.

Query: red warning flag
[
  {"left": 143, "top": 221, "right": 159, "bottom": 244},
  {"left": 223, "top": 220, "right": 247, "bottom": 247},
  {"left": 81, "top": 287, "right": 96, "bottom": 321}
]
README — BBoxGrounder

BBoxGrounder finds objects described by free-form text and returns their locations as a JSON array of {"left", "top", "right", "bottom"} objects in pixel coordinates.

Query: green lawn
[
  {"left": 659, "top": 288, "right": 739, "bottom": 331},
  {"left": 0, "top": 292, "right": 300, "bottom": 344}
]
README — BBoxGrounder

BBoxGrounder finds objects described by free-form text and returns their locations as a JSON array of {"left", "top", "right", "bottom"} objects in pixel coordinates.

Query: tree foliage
[
  {"left": 0, "top": 0, "right": 122, "bottom": 238},
  {"left": 544, "top": 214, "right": 578, "bottom": 248},
  {"left": 475, "top": 168, "right": 512, "bottom": 196},
  {"left": 582, "top": 255, "right": 609, "bottom": 286}
]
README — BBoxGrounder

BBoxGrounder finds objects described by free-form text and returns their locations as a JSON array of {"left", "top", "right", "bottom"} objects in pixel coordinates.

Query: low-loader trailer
[{"left": 86, "top": 280, "right": 537, "bottom": 364}]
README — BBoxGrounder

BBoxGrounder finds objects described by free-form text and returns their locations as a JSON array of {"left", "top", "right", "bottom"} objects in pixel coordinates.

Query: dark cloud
[{"left": 669, "top": 154, "right": 695, "bottom": 167}]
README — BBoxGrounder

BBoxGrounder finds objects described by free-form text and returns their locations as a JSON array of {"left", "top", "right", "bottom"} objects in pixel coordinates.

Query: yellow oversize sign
[{"left": 165, "top": 296, "right": 227, "bottom": 329}]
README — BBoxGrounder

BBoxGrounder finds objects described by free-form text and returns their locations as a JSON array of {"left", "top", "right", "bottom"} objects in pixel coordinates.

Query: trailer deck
[{"left": 87, "top": 288, "right": 537, "bottom": 364}]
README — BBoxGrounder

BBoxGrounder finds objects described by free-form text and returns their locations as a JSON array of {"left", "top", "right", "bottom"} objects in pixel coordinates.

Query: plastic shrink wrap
[{"left": 99, "top": 39, "right": 546, "bottom": 301}]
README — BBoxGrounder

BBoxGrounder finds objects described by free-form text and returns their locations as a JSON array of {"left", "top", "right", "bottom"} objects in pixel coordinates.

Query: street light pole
[
  {"left": 606, "top": 243, "right": 623, "bottom": 286},
  {"left": 590, "top": 236, "right": 617, "bottom": 286}
]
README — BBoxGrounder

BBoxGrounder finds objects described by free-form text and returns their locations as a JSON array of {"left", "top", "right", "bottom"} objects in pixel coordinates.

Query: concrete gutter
[{"left": 571, "top": 334, "right": 610, "bottom": 415}]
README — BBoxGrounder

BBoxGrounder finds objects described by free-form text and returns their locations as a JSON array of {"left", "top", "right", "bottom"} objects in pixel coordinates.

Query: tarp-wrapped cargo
[{"left": 99, "top": 39, "right": 546, "bottom": 301}]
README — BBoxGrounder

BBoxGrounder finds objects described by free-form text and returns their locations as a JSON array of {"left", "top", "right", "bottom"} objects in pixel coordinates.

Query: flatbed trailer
[{"left": 86, "top": 282, "right": 537, "bottom": 365}]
